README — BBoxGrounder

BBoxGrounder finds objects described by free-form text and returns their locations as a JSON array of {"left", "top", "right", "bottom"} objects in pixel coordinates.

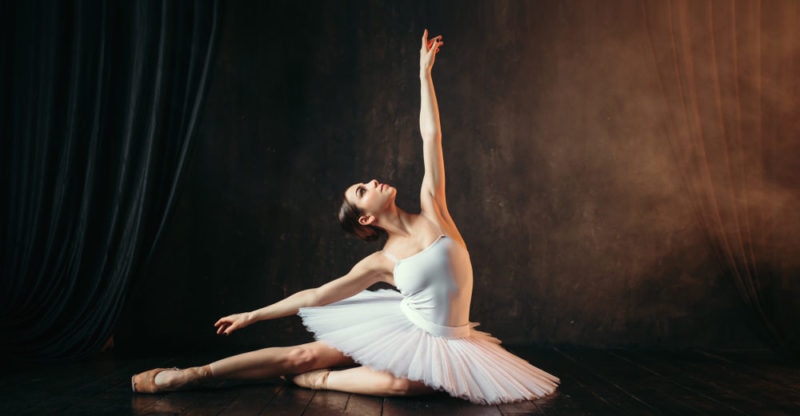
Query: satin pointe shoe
[
  {"left": 292, "top": 369, "right": 331, "bottom": 390},
  {"left": 131, "top": 367, "right": 179, "bottom": 394}
]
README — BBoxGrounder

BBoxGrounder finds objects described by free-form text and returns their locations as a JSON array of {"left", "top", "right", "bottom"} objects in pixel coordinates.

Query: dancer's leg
[
  {"left": 294, "top": 366, "right": 433, "bottom": 397},
  {"left": 143, "top": 341, "right": 352, "bottom": 391},
  {"left": 209, "top": 340, "right": 352, "bottom": 379}
]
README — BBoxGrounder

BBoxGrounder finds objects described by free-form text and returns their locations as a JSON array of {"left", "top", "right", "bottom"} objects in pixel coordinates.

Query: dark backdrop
[
  {"left": 117, "top": 0, "right": 800, "bottom": 356},
  {"left": 2, "top": 0, "right": 218, "bottom": 360}
]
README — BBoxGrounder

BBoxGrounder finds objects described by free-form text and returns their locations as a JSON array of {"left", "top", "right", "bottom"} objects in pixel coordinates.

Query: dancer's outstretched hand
[
  {"left": 214, "top": 312, "right": 253, "bottom": 335},
  {"left": 420, "top": 29, "right": 443, "bottom": 75}
]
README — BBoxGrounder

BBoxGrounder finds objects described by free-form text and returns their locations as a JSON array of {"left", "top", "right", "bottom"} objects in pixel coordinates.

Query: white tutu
[{"left": 298, "top": 289, "right": 560, "bottom": 404}]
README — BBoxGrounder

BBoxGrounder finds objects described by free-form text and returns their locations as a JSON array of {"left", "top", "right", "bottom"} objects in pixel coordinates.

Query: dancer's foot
[
  {"left": 131, "top": 368, "right": 179, "bottom": 393},
  {"left": 292, "top": 369, "right": 330, "bottom": 390},
  {"left": 131, "top": 366, "right": 211, "bottom": 394}
]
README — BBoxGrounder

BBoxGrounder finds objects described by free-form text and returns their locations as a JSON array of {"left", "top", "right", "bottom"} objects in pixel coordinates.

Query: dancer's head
[{"left": 338, "top": 179, "right": 394, "bottom": 241}]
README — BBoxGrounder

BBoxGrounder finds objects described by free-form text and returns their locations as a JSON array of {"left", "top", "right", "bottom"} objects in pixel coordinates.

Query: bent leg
[
  {"left": 208, "top": 341, "right": 353, "bottom": 379},
  {"left": 139, "top": 341, "right": 352, "bottom": 392},
  {"left": 306, "top": 366, "right": 434, "bottom": 397}
]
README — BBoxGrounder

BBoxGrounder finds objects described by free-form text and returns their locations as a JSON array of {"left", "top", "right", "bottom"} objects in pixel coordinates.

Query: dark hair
[{"left": 338, "top": 196, "right": 386, "bottom": 242}]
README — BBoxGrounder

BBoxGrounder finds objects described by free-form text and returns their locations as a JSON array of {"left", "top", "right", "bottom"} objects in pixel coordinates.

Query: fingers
[
  {"left": 421, "top": 29, "right": 443, "bottom": 53},
  {"left": 426, "top": 37, "right": 443, "bottom": 50},
  {"left": 431, "top": 38, "right": 443, "bottom": 53},
  {"left": 215, "top": 321, "right": 230, "bottom": 335},
  {"left": 218, "top": 322, "right": 237, "bottom": 335},
  {"left": 214, "top": 316, "right": 235, "bottom": 335}
]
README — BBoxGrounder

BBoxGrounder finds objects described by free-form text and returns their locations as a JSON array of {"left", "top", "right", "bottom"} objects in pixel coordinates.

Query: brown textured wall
[{"left": 118, "top": 0, "right": 800, "bottom": 355}]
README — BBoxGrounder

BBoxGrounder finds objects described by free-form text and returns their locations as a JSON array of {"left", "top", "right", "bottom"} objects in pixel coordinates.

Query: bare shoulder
[
  {"left": 417, "top": 210, "right": 467, "bottom": 248},
  {"left": 351, "top": 250, "right": 395, "bottom": 281}
]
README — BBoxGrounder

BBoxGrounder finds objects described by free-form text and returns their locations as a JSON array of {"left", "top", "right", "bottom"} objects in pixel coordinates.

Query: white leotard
[{"left": 384, "top": 235, "right": 473, "bottom": 336}]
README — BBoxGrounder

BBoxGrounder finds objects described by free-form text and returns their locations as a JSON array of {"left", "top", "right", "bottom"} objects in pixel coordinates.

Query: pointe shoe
[
  {"left": 292, "top": 369, "right": 330, "bottom": 390},
  {"left": 131, "top": 367, "right": 179, "bottom": 394}
]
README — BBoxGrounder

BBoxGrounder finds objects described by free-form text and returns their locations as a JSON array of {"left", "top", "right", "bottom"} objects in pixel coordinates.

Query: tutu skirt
[{"left": 298, "top": 289, "right": 559, "bottom": 404}]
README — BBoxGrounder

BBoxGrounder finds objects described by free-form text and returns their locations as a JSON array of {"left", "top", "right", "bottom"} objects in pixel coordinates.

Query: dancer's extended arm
[
  {"left": 418, "top": 29, "right": 464, "bottom": 245},
  {"left": 214, "top": 252, "right": 392, "bottom": 335}
]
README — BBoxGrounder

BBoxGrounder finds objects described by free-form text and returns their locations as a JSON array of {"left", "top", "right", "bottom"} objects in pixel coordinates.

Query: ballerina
[{"left": 132, "top": 29, "right": 559, "bottom": 405}]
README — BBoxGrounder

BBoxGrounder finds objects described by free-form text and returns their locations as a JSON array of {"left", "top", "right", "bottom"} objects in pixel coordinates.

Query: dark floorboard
[{"left": 1, "top": 347, "right": 798, "bottom": 415}]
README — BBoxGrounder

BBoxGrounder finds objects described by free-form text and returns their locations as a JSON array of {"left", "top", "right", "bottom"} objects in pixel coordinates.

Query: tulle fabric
[{"left": 298, "top": 289, "right": 560, "bottom": 404}]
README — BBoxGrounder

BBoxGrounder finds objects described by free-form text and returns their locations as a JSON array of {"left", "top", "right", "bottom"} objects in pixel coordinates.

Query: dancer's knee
[
  {"left": 285, "top": 346, "right": 318, "bottom": 373},
  {"left": 382, "top": 375, "right": 432, "bottom": 396},
  {"left": 392, "top": 377, "right": 432, "bottom": 396},
  {"left": 386, "top": 376, "right": 413, "bottom": 396}
]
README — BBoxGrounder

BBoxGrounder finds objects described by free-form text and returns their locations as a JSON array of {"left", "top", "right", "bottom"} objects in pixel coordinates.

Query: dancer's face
[{"left": 345, "top": 179, "right": 395, "bottom": 222}]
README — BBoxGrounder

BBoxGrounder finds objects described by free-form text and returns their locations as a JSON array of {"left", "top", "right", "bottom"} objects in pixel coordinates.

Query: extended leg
[
  {"left": 294, "top": 366, "right": 434, "bottom": 397},
  {"left": 207, "top": 340, "right": 352, "bottom": 379},
  {"left": 133, "top": 341, "right": 352, "bottom": 393}
]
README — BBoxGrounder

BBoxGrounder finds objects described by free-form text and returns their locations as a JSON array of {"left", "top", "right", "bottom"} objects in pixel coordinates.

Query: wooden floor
[{"left": 1, "top": 346, "right": 798, "bottom": 415}]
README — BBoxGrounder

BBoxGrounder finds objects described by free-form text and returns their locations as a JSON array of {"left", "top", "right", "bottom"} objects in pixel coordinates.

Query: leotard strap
[
  {"left": 382, "top": 250, "right": 399, "bottom": 263},
  {"left": 382, "top": 234, "right": 446, "bottom": 264}
]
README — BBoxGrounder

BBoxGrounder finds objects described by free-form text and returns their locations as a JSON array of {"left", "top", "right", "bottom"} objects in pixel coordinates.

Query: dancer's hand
[
  {"left": 420, "top": 29, "right": 443, "bottom": 76},
  {"left": 214, "top": 312, "right": 254, "bottom": 335}
]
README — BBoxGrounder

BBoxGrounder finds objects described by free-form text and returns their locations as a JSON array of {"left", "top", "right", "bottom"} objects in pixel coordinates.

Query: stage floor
[{"left": 2, "top": 346, "right": 798, "bottom": 415}]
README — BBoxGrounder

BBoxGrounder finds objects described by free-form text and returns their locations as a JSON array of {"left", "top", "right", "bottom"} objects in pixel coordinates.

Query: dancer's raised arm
[{"left": 418, "top": 29, "right": 463, "bottom": 245}]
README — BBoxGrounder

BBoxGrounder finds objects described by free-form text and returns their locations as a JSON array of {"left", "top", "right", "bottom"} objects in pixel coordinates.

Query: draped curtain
[
  {"left": 642, "top": 0, "right": 800, "bottom": 350},
  {"left": 1, "top": 0, "right": 219, "bottom": 360}
]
